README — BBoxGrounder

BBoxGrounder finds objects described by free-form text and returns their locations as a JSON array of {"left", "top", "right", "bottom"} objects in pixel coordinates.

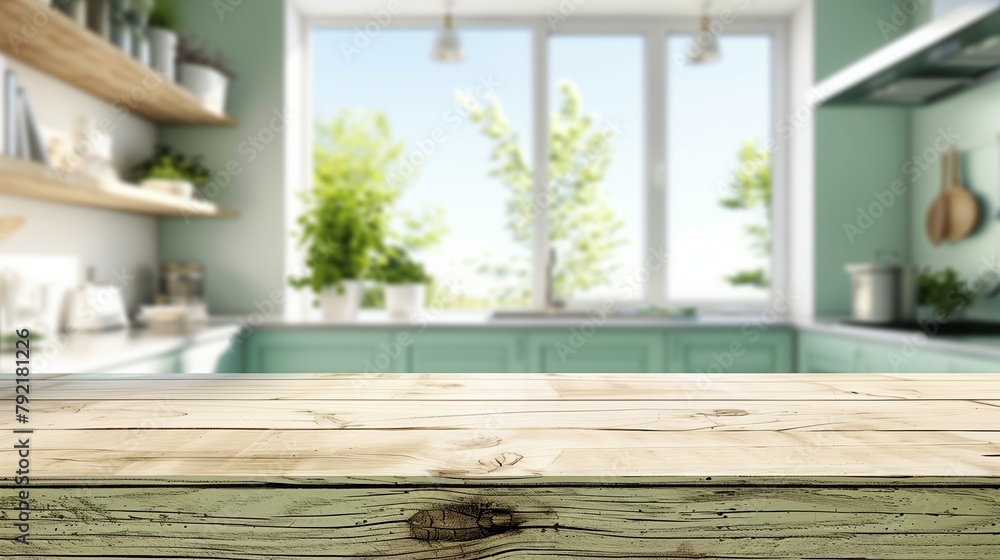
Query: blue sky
[{"left": 312, "top": 28, "right": 771, "bottom": 304}]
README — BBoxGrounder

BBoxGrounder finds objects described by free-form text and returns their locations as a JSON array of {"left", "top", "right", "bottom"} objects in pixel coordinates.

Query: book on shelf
[{"left": 19, "top": 88, "right": 49, "bottom": 165}]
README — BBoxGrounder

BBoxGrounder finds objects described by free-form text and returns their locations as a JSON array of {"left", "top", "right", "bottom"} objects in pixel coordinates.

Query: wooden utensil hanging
[
  {"left": 944, "top": 149, "right": 979, "bottom": 242},
  {"left": 924, "top": 153, "right": 949, "bottom": 246}
]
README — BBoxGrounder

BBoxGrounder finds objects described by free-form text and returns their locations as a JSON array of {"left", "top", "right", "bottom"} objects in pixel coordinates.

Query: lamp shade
[
  {"left": 432, "top": 13, "right": 463, "bottom": 63},
  {"left": 687, "top": 16, "right": 721, "bottom": 65}
]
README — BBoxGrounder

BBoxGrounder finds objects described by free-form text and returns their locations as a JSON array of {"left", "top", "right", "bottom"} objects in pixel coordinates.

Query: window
[
  {"left": 667, "top": 35, "right": 774, "bottom": 304},
  {"left": 305, "top": 22, "right": 784, "bottom": 311},
  {"left": 548, "top": 35, "right": 644, "bottom": 302},
  {"left": 311, "top": 28, "right": 533, "bottom": 309}
]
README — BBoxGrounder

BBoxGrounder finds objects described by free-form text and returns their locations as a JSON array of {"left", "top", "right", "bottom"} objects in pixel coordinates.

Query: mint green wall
[
  {"left": 813, "top": 0, "right": 915, "bottom": 316},
  {"left": 910, "top": 81, "right": 1000, "bottom": 319},
  {"left": 158, "top": 0, "right": 287, "bottom": 314}
]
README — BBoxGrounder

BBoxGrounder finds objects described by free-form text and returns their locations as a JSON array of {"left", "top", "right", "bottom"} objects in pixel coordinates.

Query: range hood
[{"left": 818, "top": 2, "right": 1000, "bottom": 106}]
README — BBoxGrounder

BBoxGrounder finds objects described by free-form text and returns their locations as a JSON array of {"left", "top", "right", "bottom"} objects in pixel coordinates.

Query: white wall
[
  {"left": 0, "top": 58, "right": 159, "bottom": 309},
  {"left": 787, "top": 0, "right": 816, "bottom": 320}
]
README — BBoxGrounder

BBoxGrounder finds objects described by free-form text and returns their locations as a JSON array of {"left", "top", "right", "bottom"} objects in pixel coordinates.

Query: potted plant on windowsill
[
  {"left": 177, "top": 35, "right": 235, "bottom": 114},
  {"left": 288, "top": 191, "right": 383, "bottom": 322},
  {"left": 289, "top": 109, "right": 402, "bottom": 322},
  {"left": 373, "top": 247, "right": 431, "bottom": 319},
  {"left": 147, "top": 0, "right": 179, "bottom": 80}
]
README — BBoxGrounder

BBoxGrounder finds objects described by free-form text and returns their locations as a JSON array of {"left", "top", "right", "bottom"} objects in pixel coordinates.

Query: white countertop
[
  {"left": 2, "top": 313, "right": 998, "bottom": 374},
  {"left": 0, "top": 321, "right": 240, "bottom": 374}
]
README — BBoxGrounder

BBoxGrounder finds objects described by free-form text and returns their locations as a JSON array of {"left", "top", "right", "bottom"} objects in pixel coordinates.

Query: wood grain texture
[
  {"left": 0, "top": 0, "right": 235, "bottom": 125},
  {"left": 1, "top": 373, "right": 999, "bottom": 558},
  {"left": 0, "top": 157, "right": 237, "bottom": 217},
  {"left": 2, "top": 486, "right": 999, "bottom": 558}
]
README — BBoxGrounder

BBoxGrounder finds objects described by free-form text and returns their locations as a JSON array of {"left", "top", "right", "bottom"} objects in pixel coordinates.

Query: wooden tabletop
[{"left": 3, "top": 373, "right": 1000, "bottom": 483}]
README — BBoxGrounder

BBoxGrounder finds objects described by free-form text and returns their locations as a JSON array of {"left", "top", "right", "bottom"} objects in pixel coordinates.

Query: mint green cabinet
[
  {"left": 798, "top": 332, "right": 860, "bottom": 373},
  {"left": 527, "top": 331, "right": 666, "bottom": 373},
  {"left": 798, "top": 331, "right": 1000, "bottom": 373},
  {"left": 669, "top": 329, "right": 794, "bottom": 373},
  {"left": 244, "top": 330, "right": 405, "bottom": 374},
  {"left": 408, "top": 331, "right": 525, "bottom": 373}
]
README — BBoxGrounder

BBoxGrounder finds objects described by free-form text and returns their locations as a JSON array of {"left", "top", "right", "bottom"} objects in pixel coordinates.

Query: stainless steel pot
[{"left": 845, "top": 251, "right": 920, "bottom": 323}]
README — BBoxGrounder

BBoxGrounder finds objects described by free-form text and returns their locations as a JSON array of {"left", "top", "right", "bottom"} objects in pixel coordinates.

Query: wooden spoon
[
  {"left": 925, "top": 153, "right": 949, "bottom": 246},
  {"left": 945, "top": 149, "right": 979, "bottom": 242}
]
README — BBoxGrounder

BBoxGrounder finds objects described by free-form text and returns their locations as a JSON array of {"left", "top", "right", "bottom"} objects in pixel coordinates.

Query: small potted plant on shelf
[
  {"left": 917, "top": 267, "right": 978, "bottom": 322},
  {"left": 134, "top": 145, "right": 209, "bottom": 199},
  {"left": 373, "top": 247, "right": 431, "bottom": 319},
  {"left": 177, "top": 35, "right": 235, "bottom": 114},
  {"left": 147, "top": 0, "right": 179, "bottom": 80}
]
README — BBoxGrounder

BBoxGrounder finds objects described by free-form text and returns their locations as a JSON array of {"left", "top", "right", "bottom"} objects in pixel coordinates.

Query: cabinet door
[
  {"left": 244, "top": 330, "right": 403, "bottom": 374},
  {"left": 797, "top": 333, "right": 860, "bottom": 373},
  {"left": 939, "top": 353, "right": 1000, "bottom": 373},
  {"left": 408, "top": 331, "right": 524, "bottom": 373},
  {"left": 527, "top": 331, "right": 666, "bottom": 373},
  {"left": 669, "top": 329, "right": 794, "bottom": 373},
  {"left": 181, "top": 336, "right": 240, "bottom": 374}
]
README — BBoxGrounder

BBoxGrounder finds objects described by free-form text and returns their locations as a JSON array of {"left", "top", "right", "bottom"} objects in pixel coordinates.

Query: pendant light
[
  {"left": 432, "top": 0, "right": 463, "bottom": 63},
  {"left": 687, "top": 1, "right": 721, "bottom": 65}
]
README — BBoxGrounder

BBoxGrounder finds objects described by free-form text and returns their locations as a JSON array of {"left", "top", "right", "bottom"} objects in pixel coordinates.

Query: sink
[{"left": 490, "top": 308, "right": 697, "bottom": 321}]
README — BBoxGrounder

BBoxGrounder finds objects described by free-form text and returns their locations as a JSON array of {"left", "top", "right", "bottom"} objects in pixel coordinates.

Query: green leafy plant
[
  {"left": 134, "top": 145, "right": 210, "bottom": 186},
  {"left": 720, "top": 140, "right": 771, "bottom": 289},
  {"left": 148, "top": 0, "right": 178, "bottom": 29},
  {"left": 289, "top": 110, "right": 403, "bottom": 294},
  {"left": 918, "top": 267, "right": 977, "bottom": 319},
  {"left": 372, "top": 247, "right": 431, "bottom": 285}
]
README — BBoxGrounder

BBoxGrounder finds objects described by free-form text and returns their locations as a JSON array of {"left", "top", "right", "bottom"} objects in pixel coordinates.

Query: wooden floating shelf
[
  {"left": 0, "top": 0, "right": 235, "bottom": 125},
  {"left": 0, "top": 157, "right": 237, "bottom": 218}
]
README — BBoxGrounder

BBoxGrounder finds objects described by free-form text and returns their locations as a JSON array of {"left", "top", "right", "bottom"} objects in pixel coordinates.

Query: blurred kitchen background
[{"left": 2, "top": 0, "right": 1000, "bottom": 374}]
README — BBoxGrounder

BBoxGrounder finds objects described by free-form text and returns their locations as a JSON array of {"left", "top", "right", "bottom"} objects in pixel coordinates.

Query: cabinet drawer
[
  {"left": 669, "top": 329, "right": 794, "bottom": 373},
  {"left": 409, "top": 332, "right": 524, "bottom": 373},
  {"left": 528, "top": 331, "right": 665, "bottom": 373}
]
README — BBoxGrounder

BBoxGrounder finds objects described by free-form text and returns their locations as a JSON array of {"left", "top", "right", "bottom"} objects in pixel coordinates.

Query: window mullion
[
  {"left": 531, "top": 20, "right": 551, "bottom": 310},
  {"left": 647, "top": 27, "right": 668, "bottom": 306}
]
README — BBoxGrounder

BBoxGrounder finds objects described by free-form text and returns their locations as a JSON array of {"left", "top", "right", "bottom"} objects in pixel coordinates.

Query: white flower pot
[
  {"left": 140, "top": 178, "right": 194, "bottom": 199},
  {"left": 147, "top": 27, "right": 178, "bottom": 81},
  {"left": 319, "top": 281, "right": 363, "bottom": 322},
  {"left": 179, "top": 62, "right": 229, "bottom": 115},
  {"left": 385, "top": 284, "right": 425, "bottom": 319}
]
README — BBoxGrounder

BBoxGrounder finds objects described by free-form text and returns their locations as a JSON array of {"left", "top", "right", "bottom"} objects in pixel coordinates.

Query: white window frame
[{"left": 293, "top": 16, "right": 789, "bottom": 316}]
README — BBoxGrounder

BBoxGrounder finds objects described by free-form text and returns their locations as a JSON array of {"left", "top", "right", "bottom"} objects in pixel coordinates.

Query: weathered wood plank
[
  {"left": 22, "top": 398, "right": 1000, "bottom": 431},
  {"left": 2, "top": 486, "right": 999, "bottom": 559},
  {"left": 8, "top": 373, "right": 1000, "bottom": 401},
  {"left": 4, "top": 429, "right": 999, "bottom": 478}
]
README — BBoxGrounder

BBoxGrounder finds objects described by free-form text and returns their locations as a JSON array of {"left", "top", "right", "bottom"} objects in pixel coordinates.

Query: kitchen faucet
[{"left": 545, "top": 247, "right": 565, "bottom": 313}]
